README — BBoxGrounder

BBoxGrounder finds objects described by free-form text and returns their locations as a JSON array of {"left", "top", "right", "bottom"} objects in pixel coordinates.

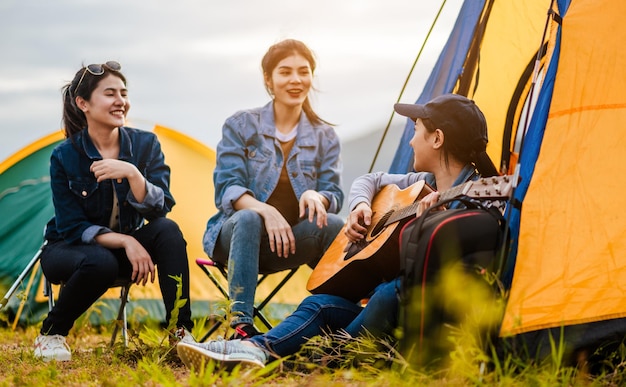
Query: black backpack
[{"left": 398, "top": 197, "right": 508, "bottom": 369}]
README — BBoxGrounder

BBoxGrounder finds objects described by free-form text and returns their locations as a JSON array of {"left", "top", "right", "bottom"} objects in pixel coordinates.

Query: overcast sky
[{"left": 0, "top": 0, "right": 463, "bottom": 166}]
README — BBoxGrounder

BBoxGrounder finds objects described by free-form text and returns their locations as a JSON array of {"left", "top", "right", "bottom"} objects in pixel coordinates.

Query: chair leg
[
  {"left": 253, "top": 306, "right": 273, "bottom": 331},
  {"left": 44, "top": 277, "right": 54, "bottom": 310},
  {"left": 110, "top": 283, "right": 131, "bottom": 347},
  {"left": 253, "top": 268, "right": 300, "bottom": 330},
  {"left": 1, "top": 241, "right": 47, "bottom": 311},
  {"left": 197, "top": 260, "right": 230, "bottom": 342},
  {"left": 10, "top": 262, "right": 43, "bottom": 331},
  {"left": 196, "top": 259, "right": 301, "bottom": 342},
  {"left": 3, "top": 241, "right": 47, "bottom": 330},
  {"left": 121, "top": 294, "right": 128, "bottom": 347},
  {"left": 197, "top": 262, "right": 229, "bottom": 299},
  {"left": 13, "top": 245, "right": 131, "bottom": 347},
  {"left": 256, "top": 268, "right": 299, "bottom": 312},
  {"left": 199, "top": 317, "right": 226, "bottom": 343}
]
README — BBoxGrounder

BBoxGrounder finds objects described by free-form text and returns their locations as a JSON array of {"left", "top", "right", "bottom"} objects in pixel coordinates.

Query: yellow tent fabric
[
  {"left": 0, "top": 131, "right": 64, "bottom": 176},
  {"left": 501, "top": 0, "right": 626, "bottom": 335},
  {"left": 464, "top": 0, "right": 548, "bottom": 169}
]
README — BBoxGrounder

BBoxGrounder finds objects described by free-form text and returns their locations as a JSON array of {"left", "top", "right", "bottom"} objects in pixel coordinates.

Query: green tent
[{"left": 0, "top": 131, "right": 61, "bottom": 325}]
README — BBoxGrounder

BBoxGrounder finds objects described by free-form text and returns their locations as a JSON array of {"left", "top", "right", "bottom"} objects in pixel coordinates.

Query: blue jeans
[
  {"left": 249, "top": 278, "right": 401, "bottom": 357},
  {"left": 212, "top": 209, "right": 344, "bottom": 326},
  {"left": 40, "top": 217, "right": 193, "bottom": 336}
]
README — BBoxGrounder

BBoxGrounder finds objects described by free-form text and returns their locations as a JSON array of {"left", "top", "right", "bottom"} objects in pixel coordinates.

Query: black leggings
[{"left": 40, "top": 218, "right": 193, "bottom": 336}]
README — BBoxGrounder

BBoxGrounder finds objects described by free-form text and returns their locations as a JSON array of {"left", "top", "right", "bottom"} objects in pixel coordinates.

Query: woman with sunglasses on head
[
  {"left": 33, "top": 61, "right": 195, "bottom": 362},
  {"left": 202, "top": 39, "right": 345, "bottom": 339}
]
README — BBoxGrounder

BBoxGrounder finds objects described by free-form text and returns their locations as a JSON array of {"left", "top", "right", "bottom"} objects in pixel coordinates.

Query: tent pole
[{"left": 368, "top": 0, "right": 448, "bottom": 173}]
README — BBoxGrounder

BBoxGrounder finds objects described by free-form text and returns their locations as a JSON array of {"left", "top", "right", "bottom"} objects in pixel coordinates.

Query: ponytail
[
  {"left": 61, "top": 83, "right": 87, "bottom": 138},
  {"left": 473, "top": 150, "right": 499, "bottom": 177},
  {"left": 468, "top": 138, "right": 499, "bottom": 177},
  {"left": 302, "top": 98, "right": 332, "bottom": 127}
]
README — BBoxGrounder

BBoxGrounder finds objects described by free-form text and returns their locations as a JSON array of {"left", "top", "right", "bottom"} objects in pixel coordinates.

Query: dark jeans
[{"left": 40, "top": 217, "right": 193, "bottom": 336}]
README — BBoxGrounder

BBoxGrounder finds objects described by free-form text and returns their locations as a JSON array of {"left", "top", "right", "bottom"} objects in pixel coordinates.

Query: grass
[
  {"left": 2, "top": 270, "right": 626, "bottom": 385},
  {"left": 0, "top": 323, "right": 408, "bottom": 386},
  {"left": 2, "top": 321, "right": 625, "bottom": 386}
]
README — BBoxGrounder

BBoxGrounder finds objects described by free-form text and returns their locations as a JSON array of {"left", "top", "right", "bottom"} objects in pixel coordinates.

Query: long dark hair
[
  {"left": 61, "top": 64, "right": 127, "bottom": 138},
  {"left": 261, "top": 39, "right": 331, "bottom": 126},
  {"left": 422, "top": 117, "right": 498, "bottom": 177}
]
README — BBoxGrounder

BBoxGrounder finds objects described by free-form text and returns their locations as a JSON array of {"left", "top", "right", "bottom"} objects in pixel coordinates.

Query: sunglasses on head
[{"left": 74, "top": 61, "right": 122, "bottom": 96}]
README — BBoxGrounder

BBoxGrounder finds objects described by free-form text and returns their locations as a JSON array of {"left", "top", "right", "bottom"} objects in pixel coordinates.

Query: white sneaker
[
  {"left": 33, "top": 334, "right": 71, "bottom": 362},
  {"left": 177, "top": 339, "right": 268, "bottom": 371}
]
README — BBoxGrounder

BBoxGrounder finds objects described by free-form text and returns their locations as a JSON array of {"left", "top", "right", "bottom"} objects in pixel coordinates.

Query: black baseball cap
[{"left": 394, "top": 94, "right": 488, "bottom": 151}]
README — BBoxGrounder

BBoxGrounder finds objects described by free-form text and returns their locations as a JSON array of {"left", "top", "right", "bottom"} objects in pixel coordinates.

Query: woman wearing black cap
[
  {"left": 177, "top": 94, "right": 502, "bottom": 370},
  {"left": 347, "top": 93, "right": 499, "bottom": 242}
]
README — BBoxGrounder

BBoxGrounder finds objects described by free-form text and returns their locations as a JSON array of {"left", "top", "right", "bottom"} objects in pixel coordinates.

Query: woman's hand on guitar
[
  {"left": 345, "top": 202, "right": 372, "bottom": 243},
  {"left": 416, "top": 191, "right": 442, "bottom": 217}
]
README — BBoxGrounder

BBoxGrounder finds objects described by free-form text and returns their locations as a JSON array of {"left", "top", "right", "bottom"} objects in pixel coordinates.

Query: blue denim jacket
[
  {"left": 45, "top": 126, "right": 175, "bottom": 244},
  {"left": 203, "top": 101, "right": 344, "bottom": 257}
]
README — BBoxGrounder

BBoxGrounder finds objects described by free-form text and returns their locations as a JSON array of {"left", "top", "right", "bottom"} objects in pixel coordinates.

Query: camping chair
[
  {"left": 2, "top": 237, "right": 133, "bottom": 347},
  {"left": 196, "top": 257, "right": 299, "bottom": 342},
  {"left": 44, "top": 275, "right": 132, "bottom": 347}
]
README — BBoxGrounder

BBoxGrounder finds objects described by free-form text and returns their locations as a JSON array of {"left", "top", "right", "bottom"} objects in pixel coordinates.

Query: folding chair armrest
[{"left": 196, "top": 258, "right": 217, "bottom": 267}]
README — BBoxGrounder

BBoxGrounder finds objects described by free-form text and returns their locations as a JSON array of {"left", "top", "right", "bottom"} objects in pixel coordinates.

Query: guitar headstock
[{"left": 462, "top": 175, "right": 515, "bottom": 200}]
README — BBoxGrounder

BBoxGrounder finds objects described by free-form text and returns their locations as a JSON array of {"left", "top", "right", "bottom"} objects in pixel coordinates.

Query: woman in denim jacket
[
  {"left": 203, "top": 39, "right": 345, "bottom": 339},
  {"left": 33, "top": 62, "right": 194, "bottom": 362}
]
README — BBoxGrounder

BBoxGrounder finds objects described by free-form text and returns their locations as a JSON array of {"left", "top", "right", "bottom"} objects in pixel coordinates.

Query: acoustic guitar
[{"left": 307, "top": 175, "right": 513, "bottom": 302}]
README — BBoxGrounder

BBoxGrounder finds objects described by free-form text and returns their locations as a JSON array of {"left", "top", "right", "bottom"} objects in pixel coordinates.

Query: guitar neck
[{"left": 385, "top": 183, "right": 466, "bottom": 226}]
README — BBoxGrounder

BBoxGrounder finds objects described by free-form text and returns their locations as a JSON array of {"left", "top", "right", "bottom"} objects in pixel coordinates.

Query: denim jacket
[
  {"left": 45, "top": 126, "right": 175, "bottom": 244},
  {"left": 347, "top": 164, "right": 479, "bottom": 211},
  {"left": 203, "top": 101, "right": 344, "bottom": 257}
]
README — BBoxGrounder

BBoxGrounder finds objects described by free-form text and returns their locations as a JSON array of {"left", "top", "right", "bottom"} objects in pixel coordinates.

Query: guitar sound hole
[{"left": 370, "top": 211, "right": 391, "bottom": 238}]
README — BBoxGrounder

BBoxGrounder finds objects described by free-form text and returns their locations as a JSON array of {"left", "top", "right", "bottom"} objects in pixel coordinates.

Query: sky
[{"left": 0, "top": 0, "right": 463, "bottom": 168}]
